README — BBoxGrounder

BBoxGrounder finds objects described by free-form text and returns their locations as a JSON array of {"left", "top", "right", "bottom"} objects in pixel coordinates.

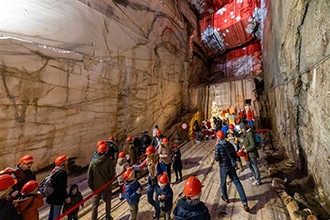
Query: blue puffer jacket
[
  {"left": 214, "top": 139, "right": 237, "bottom": 168},
  {"left": 156, "top": 184, "right": 173, "bottom": 212},
  {"left": 173, "top": 197, "right": 211, "bottom": 220},
  {"left": 124, "top": 180, "right": 142, "bottom": 206}
]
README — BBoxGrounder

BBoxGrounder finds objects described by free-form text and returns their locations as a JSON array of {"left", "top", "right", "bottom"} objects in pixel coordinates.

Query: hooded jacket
[
  {"left": 116, "top": 158, "right": 129, "bottom": 185},
  {"left": 156, "top": 184, "right": 173, "bottom": 212},
  {"left": 173, "top": 197, "right": 211, "bottom": 220},
  {"left": 88, "top": 153, "right": 115, "bottom": 192},
  {"left": 14, "top": 193, "right": 44, "bottom": 220},
  {"left": 124, "top": 180, "right": 142, "bottom": 206}
]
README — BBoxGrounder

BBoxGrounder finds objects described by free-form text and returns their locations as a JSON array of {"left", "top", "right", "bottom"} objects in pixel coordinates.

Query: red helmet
[
  {"left": 108, "top": 136, "right": 114, "bottom": 141},
  {"left": 21, "top": 180, "right": 39, "bottom": 194},
  {"left": 118, "top": 152, "right": 126, "bottom": 158},
  {"left": 0, "top": 168, "right": 13, "bottom": 176},
  {"left": 237, "top": 150, "right": 246, "bottom": 157},
  {"left": 184, "top": 176, "right": 203, "bottom": 197},
  {"left": 0, "top": 174, "right": 17, "bottom": 191},
  {"left": 156, "top": 129, "right": 161, "bottom": 136},
  {"left": 122, "top": 169, "right": 133, "bottom": 181},
  {"left": 162, "top": 138, "right": 168, "bottom": 144},
  {"left": 145, "top": 146, "right": 156, "bottom": 155},
  {"left": 173, "top": 144, "right": 178, "bottom": 148},
  {"left": 97, "top": 144, "right": 108, "bottom": 154},
  {"left": 158, "top": 174, "right": 169, "bottom": 184},
  {"left": 126, "top": 136, "right": 132, "bottom": 142},
  {"left": 97, "top": 140, "right": 106, "bottom": 147},
  {"left": 55, "top": 155, "right": 69, "bottom": 166},
  {"left": 229, "top": 124, "right": 234, "bottom": 129},
  {"left": 18, "top": 155, "right": 34, "bottom": 164},
  {"left": 216, "top": 130, "right": 225, "bottom": 139}
]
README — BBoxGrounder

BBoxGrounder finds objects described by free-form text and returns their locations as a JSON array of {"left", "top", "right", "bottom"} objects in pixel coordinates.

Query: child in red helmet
[
  {"left": 116, "top": 152, "right": 130, "bottom": 200},
  {"left": 156, "top": 174, "right": 173, "bottom": 220},
  {"left": 14, "top": 180, "right": 44, "bottom": 220},
  {"left": 122, "top": 169, "right": 142, "bottom": 220},
  {"left": 173, "top": 176, "right": 210, "bottom": 220}
]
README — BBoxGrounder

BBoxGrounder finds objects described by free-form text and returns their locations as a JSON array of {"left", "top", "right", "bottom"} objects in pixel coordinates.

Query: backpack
[{"left": 38, "top": 170, "right": 56, "bottom": 197}]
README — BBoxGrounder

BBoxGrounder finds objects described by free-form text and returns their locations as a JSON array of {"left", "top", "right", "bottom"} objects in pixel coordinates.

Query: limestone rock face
[
  {"left": 263, "top": 0, "right": 330, "bottom": 209},
  {"left": 0, "top": 0, "right": 200, "bottom": 169}
]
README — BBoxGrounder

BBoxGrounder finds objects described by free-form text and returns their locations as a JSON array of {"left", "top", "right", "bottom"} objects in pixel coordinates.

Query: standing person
[
  {"left": 152, "top": 125, "right": 159, "bottom": 137},
  {"left": 14, "top": 180, "right": 44, "bottom": 220},
  {"left": 173, "top": 176, "right": 211, "bottom": 220},
  {"left": 46, "top": 155, "right": 70, "bottom": 220},
  {"left": 158, "top": 138, "right": 173, "bottom": 183},
  {"left": 192, "top": 120, "right": 201, "bottom": 143},
  {"left": 0, "top": 174, "right": 22, "bottom": 219},
  {"left": 123, "top": 136, "right": 138, "bottom": 166},
  {"left": 226, "top": 124, "right": 244, "bottom": 173},
  {"left": 116, "top": 152, "right": 130, "bottom": 200},
  {"left": 240, "top": 124, "right": 262, "bottom": 185},
  {"left": 172, "top": 144, "right": 183, "bottom": 182},
  {"left": 214, "top": 130, "right": 250, "bottom": 212},
  {"left": 150, "top": 129, "right": 164, "bottom": 150},
  {"left": 156, "top": 174, "right": 173, "bottom": 220},
  {"left": 62, "top": 184, "right": 83, "bottom": 220},
  {"left": 138, "top": 146, "right": 167, "bottom": 219},
  {"left": 122, "top": 169, "right": 142, "bottom": 220},
  {"left": 140, "top": 131, "right": 152, "bottom": 155},
  {"left": 88, "top": 144, "right": 115, "bottom": 220},
  {"left": 107, "top": 136, "right": 119, "bottom": 166}
]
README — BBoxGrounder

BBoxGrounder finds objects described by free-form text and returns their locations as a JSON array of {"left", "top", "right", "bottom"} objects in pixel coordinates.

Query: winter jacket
[
  {"left": 0, "top": 198, "right": 22, "bottom": 220},
  {"left": 158, "top": 144, "right": 173, "bottom": 164},
  {"left": 214, "top": 139, "right": 237, "bottom": 169},
  {"left": 13, "top": 167, "right": 36, "bottom": 193},
  {"left": 123, "top": 142, "right": 138, "bottom": 165},
  {"left": 124, "top": 180, "right": 142, "bottom": 206},
  {"left": 106, "top": 140, "right": 118, "bottom": 161},
  {"left": 156, "top": 184, "right": 173, "bottom": 212},
  {"left": 173, "top": 148, "right": 183, "bottom": 171},
  {"left": 88, "top": 153, "right": 115, "bottom": 192},
  {"left": 46, "top": 167, "right": 68, "bottom": 205},
  {"left": 244, "top": 129, "right": 259, "bottom": 158},
  {"left": 14, "top": 193, "right": 44, "bottom": 220},
  {"left": 62, "top": 191, "right": 83, "bottom": 215},
  {"left": 173, "top": 197, "right": 211, "bottom": 220},
  {"left": 116, "top": 158, "right": 130, "bottom": 185}
]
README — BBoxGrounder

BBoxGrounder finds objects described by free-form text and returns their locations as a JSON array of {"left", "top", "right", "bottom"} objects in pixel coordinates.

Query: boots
[{"left": 237, "top": 162, "right": 244, "bottom": 173}]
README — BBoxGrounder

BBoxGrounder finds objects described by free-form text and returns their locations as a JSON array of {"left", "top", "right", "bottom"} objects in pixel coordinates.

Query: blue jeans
[
  {"left": 147, "top": 176, "right": 160, "bottom": 217},
  {"left": 220, "top": 166, "right": 248, "bottom": 205},
  {"left": 48, "top": 204, "right": 62, "bottom": 220},
  {"left": 194, "top": 131, "right": 200, "bottom": 141},
  {"left": 246, "top": 157, "right": 261, "bottom": 183}
]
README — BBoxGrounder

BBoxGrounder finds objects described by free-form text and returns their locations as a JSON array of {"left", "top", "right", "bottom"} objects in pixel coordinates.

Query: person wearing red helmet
[
  {"left": 158, "top": 137, "right": 173, "bottom": 183},
  {"left": 122, "top": 169, "right": 142, "bottom": 220},
  {"left": 227, "top": 124, "right": 244, "bottom": 173},
  {"left": 47, "top": 155, "right": 70, "bottom": 220},
  {"left": 123, "top": 136, "right": 138, "bottom": 166},
  {"left": 0, "top": 174, "right": 21, "bottom": 219},
  {"left": 116, "top": 152, "right": 129, "bottom": 200},
  {"left": 173, "top": 176, "right": 210, "bottom": 220},
  {"left": 88, "top": 144, "right": 115, "bottom": 220},
  {"left": 150, "top": 129, "right": 164, "bottom": 150},
  {"left": 13, "top": 180, "right": 44, "bottom": 220},
  {"left": 214, "top": 130, "right": 250, "bottom": 212},
  {"left": 156, "top": 174, "right": 173, "bottom": 220},
  {"left": 172, "top": 144, "right": 183, "bottom": 182},
  {"left": 138, "top": 145, "right": 167, "bottom": 219}
]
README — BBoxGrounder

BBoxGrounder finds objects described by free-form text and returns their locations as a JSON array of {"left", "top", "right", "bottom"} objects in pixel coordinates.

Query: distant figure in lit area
[
  {"left": 192, "top": 120, "right": 201, "bottom": 143},
  {"left": 62, "top": 184, "right": 83, "bottom": 220},
  {"left": 173, "top": 176, "right": 211, "bottom": 220},
  {"left": 0, "top": 174, "right": 22, "bottom": 219},
  {"left": 47, "top": 155, "right": 70, "bottom": 220},
  {"left": 14, "top": 180, "right": 44, "bottom": 220}
]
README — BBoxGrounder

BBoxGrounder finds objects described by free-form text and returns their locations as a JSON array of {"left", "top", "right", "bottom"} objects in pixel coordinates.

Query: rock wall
[
  {"left": 263, "top": 0, "right": 330, "bottom": 208},
  {"left": 0, "top": 0, "right": 202, "bottom": 169}
]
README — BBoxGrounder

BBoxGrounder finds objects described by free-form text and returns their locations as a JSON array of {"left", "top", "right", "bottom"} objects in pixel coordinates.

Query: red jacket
[{"left": 14, "top": 193, "right": 44, "bottom": 220}]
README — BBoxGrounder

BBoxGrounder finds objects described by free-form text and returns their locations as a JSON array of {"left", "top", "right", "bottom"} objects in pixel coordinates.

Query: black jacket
[
  {"left": 173, "top": 149, "right": 183, "bottom": 171},
  {"left": 173, "top": 197, "right": 211, "bottom": 220},
  {"left": 0, "top": 198, "right": 22, "bottom": 220},
  {"left": 214, "top": 139, "right": 237, "bottom": 168},
  {"left": 46, "top": 168, "right": 68, "bottom": 205}
]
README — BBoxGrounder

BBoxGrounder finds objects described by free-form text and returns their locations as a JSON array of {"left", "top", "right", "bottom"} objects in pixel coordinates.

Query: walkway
[{"left": 40, "top": 139, "right": 290, "bottom": 219}]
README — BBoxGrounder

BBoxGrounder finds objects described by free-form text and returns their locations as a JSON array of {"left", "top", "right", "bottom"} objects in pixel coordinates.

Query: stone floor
[{"left": 40, "top": 139, "right": 290, "bottom": 220}]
